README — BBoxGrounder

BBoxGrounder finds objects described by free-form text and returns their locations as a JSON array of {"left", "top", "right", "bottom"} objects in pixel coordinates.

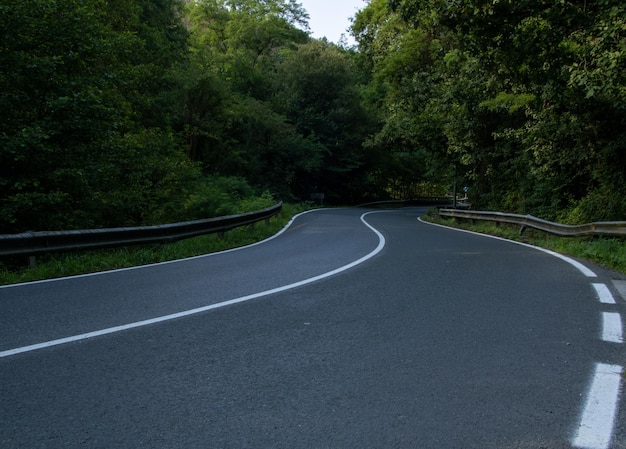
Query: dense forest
[{"left": 1, "top": 0, "right": 624, "bottom": 234}]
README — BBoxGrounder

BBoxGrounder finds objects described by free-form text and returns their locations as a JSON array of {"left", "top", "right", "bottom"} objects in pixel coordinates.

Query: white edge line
[
  {"left": 593, "top": 283, "right": 616, "bottom": 305},
  {"left": 0, "top": 211, "right": 386, "bottom": 358},
  {"left": 418, "top": 217, "right": 597, "bottom": 278},
  {"left": 415, "top": 219, "right": 623, "bottom": 449},
  {"left": 601, "top": 312, "right": 624, "bottom": 344},
  {"left": 0, "top": 208, "right": 327, "bottom": 289},
  {"left": 572, "top": 363, "right": 623, "bottom": 449}
]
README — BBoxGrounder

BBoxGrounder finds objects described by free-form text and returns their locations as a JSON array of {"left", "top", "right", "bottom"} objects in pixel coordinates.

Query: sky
[{"left": 298, "top": 0, "right": 367, "bottom": 45}]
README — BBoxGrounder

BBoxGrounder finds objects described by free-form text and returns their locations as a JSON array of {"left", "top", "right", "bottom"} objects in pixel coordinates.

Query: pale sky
[{"left": 298, "top": 0, "right": 367, "bottom": 45}]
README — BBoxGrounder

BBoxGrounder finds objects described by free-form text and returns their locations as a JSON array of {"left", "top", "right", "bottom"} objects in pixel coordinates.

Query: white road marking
[
  {"left": 417, "top": 218, "right": 597, "bottom": 278},
  {"left": 0, "top": 212, "right": 386, "bottom": 358},
  {"left": 601, "top": 312, "right": 623, "bottom": 343},
  {"left": 593, "top": 283, "right": 616, "bottom": 304},
  {"left": 0, "top": 209, "right": 327, "bottom": 290},
  {"left": 420, "top": 216, "right": 624, "bottom": 448},
  {"left": 572, "top": 363, "right": 623, "bottom": 449}
]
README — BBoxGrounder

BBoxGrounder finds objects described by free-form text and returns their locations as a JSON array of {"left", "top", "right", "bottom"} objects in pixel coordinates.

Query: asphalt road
[{"left": 1, "top": 207, "right": 624, "bottom": 448}]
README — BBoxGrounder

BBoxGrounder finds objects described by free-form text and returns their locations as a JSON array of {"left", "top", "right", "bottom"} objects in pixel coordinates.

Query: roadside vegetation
[
  {"left": 0, "top": 203, "right": 309, "bottom": 286},
  {"left": 4, "top": 203, "right": 624, "bottom": 286},
  {"left": 1, "top": 1, "right": 624, "bottom": 281},
  {"left": 424, "top": 211, "right": 626, "bottom": 275}
]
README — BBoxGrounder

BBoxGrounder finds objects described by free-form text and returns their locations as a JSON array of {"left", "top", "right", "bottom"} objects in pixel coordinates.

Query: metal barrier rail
[
  {"left": 0, "top": 202, "right": 283, "bottom": 258},
  {"left": 438, "top": 208, "right": 626, "bottom": 237}
]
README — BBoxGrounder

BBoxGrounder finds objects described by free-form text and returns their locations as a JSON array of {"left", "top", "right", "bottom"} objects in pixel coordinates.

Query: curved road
[{"left": 0, "top": 207, "right": 624, "bottom": 448}]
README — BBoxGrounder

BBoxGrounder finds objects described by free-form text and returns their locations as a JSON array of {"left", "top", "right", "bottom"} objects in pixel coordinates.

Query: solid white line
[
  {"left": 601, "top": 312, "right": 623, "bottom": 343},
  {"left": 572, "top": 363, "right": 623, "bottom": 449},
  {"left": 418, "top": 218, "right": 597, "bottom": 277},
  {"left": 0, "top": 209, "right": 326, "bottom": 289},
  {"left": 593, "top": 283, "right": 616, "bottom": 304},
  {"left": 0, "top": 211, "right": 386, "bottom": 358}
]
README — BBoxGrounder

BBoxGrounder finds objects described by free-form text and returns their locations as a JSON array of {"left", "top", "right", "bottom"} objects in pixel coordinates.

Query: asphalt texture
[{"left": 1, "top": 207, "right": 624, "bottom": 448}]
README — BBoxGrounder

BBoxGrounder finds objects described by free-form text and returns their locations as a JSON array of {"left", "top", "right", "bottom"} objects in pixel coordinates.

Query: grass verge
[
  {"left": 423, "top": 210, "right": 626, "bottom": 276},
  {"left": 4, "top": 205, "right": 623, "bottom": 286},
  {"left": 0, "top": 203, "right": 310, "bottom": 286}
]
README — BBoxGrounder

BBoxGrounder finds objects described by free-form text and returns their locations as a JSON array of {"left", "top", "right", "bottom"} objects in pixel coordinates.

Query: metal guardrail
[
  {"left": 0, "top": 202, "right": 283, "bottom": 258},
  {"left": 438, "top": 208, "right": 626, "bottom": 237}
]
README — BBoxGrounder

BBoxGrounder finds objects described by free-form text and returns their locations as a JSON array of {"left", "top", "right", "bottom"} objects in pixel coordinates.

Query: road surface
[{"left": 1, "top": 207, "right": 624, "bottom": 448}]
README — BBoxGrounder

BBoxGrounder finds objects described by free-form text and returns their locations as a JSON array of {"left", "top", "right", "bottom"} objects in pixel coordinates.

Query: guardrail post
[{"left": 28, "top": 255, "right": 36, "bottom": 268}]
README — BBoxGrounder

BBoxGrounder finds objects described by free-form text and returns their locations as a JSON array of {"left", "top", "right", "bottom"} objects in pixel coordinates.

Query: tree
[
  {"left": 181, "top": 0, "right": 377, "bottom": 202},
  {"left": 0, "top": 0, "right": 198, "bottom": 232},
  {"left": 274, "top": 40, "right": 376, "bottom": 202},
  {"left": 353, "top": 0, "right": 457, "bottom": 198},
  {"left": 359, "top": 0, "right": 626, "bottom": 219}
]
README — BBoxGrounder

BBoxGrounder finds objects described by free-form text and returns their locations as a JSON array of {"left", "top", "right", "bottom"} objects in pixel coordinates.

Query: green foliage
[
  {"left": 273, "top": 40, "right": 376, "bottom": 202},
  {"left": 1, "top": 0, "right": 380, "bottom": 237},
  {"left": 562, "top": 238, "right": 626, "bottom": 275},
  {"left": 562, "top": 187, "right": 626, "bottom": 225},
  {"left": 358, "top": 0, "right": 626, "bottom": 220},
  {"left": 182, "top": 0, "right": 320, "bottom": 196},
  {"left": 427, "top": 215, "right": 626, "bottom": 275},
  {"left": 182, "top": 1, "right": 377, "bottom": 204},
  {"left": 86, "top": 129, "right": 201, "bottom": 226},
  {"left": 6, "top": 0, "right": 623, "bottom": 240},
  {"left": 183, "top": 175, "right": 272, "bottom": 218},
  {"left": 0, "top": 0, "right": 195, "bottom": 232},
  {"left": 480, "top": 92, "right": 536, "bottom": 114}
]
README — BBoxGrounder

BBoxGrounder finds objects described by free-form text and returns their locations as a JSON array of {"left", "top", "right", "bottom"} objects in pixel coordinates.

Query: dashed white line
[
  {"left": 572, "top": 363, "right": 623, "bottom": 449},
  {"left": 601, "top": 312, "right": 623, "bottom": 344},
  {"left": 8, "top": 212, "right": 625, "bottom": 448},
  {"left": 593, "top": 283, "right": 616, "bottom": 304},
  {"left": 420, "top": 217, "right": 624, "bottom": 448}
]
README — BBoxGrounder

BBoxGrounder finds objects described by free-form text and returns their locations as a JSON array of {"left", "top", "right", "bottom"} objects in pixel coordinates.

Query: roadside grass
[
  {"left": 0, "top": 203, "right": 310, "bottom": 286},
  {"left": 4, "top": 204, "right": 624, "bottom": 286},
  {"left": 424, "top": 211, "right": 626, "bottom": 275}
]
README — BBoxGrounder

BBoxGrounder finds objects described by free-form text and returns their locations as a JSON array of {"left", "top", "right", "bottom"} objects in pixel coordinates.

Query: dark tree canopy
[
  {"left": 1, "top": 0, "right": 624, "bottom": 234},
  {"left": 356, "top": 0, "right": 626, "bottom": 221}
]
